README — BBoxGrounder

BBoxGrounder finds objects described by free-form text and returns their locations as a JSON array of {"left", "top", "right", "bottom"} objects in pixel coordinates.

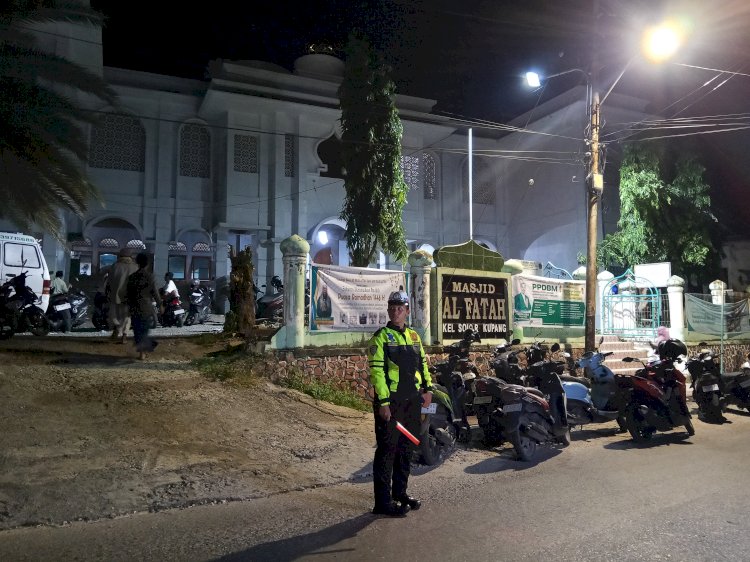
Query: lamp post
[{"left": 526, "top": 21, "right": 684, "bottom": 351}]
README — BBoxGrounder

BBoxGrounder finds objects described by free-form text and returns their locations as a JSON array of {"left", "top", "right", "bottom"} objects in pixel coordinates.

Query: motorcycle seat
[
  {"left": 560, "top": 374, "right": 590, "bottom": 388},
  {"left": 721, "top": 371, "right": 745, "bottom": 382},
  {"left": 525, "top": 387, "right": 545, "bottom": 398}
]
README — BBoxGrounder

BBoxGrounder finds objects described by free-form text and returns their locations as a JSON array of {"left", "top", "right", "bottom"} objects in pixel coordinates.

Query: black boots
[
  {"left": 372, "top": 502, "right": 410, "bottom": 517},
  {"left": 395, "top": 495, "right": 421, "bottom": 510}
]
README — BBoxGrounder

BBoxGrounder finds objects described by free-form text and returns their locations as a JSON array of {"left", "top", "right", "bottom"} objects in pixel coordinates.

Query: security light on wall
[{"left": 318, "top": 231, "right": 328, "bottom": 245}]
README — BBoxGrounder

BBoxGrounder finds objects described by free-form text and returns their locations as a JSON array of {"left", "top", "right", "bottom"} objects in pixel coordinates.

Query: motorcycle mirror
[
  {"left": 551, "top": 342, "right": 561, "bottom": 353},
  {"left": 622, "top": 357, "right": 635, "bottom": 363},
  {"left": 511, "top": 338, "right": 521, "bottom": 345}
]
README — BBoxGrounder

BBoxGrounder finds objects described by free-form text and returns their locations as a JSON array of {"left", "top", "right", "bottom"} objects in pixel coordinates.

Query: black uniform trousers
[{"left": 372, "top": 396, "right": 421, "bottom": 508}]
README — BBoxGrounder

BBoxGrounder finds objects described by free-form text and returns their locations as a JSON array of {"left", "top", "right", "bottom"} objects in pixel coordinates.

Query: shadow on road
[
  {"left": 603, "top": 432, "right": 694, "bottom": 451},
  {"left": 463, "top": 446, "right": 561, "bottom": 474},
  {"left": 570, "top": 427, "right": 624, "bottom": 442},
  {"left": 214, "top": 513, "right": 375, "bottom": 562}
]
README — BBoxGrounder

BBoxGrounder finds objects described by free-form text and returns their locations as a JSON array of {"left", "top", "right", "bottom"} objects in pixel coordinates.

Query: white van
[{"left": 0, "top": 232, "right": 51, "bottom": 312}]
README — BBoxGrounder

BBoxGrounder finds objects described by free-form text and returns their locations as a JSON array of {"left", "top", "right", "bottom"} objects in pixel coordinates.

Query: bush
[{"left": 279, "top": 369, "right": 371, "bottom": 412}]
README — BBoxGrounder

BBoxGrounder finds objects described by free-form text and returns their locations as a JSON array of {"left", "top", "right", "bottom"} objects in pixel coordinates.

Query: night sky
[{"left": 92, "top": 0, "right": 750, "bottom": 225}]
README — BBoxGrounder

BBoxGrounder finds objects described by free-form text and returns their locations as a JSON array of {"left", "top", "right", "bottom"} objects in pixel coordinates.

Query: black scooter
[
  {"left": 0, "top": 271, "right": 49, "bottom": 339},
  {"left": 47, "top": 288, "right": 90, "bottom": 332},
  {"left": 185, "top": 283, "right": 213, "bottom": 326},
  {"left": 419, "top": 329, "right": 482, "bottom": 465},
  {"left": 686, "top": 347, "right": 725, "bottom": 423},
  {"left": 473, "top": 347, "right": 570, "bottom": 461}
]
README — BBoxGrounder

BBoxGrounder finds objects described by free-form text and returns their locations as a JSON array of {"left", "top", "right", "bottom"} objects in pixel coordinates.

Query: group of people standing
[{"left": 106, "top": 249, "right": 164, "bottom": 360}]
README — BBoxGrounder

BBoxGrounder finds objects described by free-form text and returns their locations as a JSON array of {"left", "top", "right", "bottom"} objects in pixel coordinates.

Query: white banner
[
  {"left": 512, "top": 273, "right": 585, "bottom": 327},
  {"left": 310, "top": 264, "right": 408, "bottom": 332}
]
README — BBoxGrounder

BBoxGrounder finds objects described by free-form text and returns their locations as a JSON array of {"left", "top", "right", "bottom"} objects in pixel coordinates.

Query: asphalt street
[{"left": 2, "top": 406, "right": 750, "bottom": 561}]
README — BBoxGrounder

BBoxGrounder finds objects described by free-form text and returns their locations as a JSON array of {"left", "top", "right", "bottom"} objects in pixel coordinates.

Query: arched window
[
  {"left": 423, "top": 152, "right": 437, "bottom": 199},
  {"left": 179, "top": 123, "right": 211, "bottom": 178},
  {"left": 126, "top": 239, "right": 146, "bottom": 250},
  {"left": 89, "top": 114, "right": 146, "bottom": 172},
  {"left": 98, "top": 238, "right": 119, "bottom": 269}
]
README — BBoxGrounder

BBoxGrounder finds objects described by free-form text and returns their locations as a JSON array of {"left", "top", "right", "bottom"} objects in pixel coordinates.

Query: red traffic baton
[{"left": 395, "top": 421, "right": 420, "bottom": 446}]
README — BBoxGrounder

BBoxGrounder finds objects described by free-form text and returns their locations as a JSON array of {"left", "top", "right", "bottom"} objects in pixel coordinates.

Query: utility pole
[{"left": 585, "top": 93, "right": 602, "bottom": 351}]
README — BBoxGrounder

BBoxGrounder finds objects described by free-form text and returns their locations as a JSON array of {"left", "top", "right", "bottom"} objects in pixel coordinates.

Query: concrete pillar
[
  {"left": 280, "top": 235, "right": 310, "bottom": 348},
  {"left": 408, "top": 249, "right": 432, "bottom": 343},
  {"left": 667, "top": 275, "right": 685, "bottom": 341},
  {"left": 709, "top": 279, "right": 726, "bottom": 305},
  {"left": 597, "top": 270, "right": 614, "bottom": 331}
]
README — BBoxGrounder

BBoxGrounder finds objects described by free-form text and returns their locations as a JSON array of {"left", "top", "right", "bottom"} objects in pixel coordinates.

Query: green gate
[{"left": 601, "top": 269, "right": 661, "bottom": 340}]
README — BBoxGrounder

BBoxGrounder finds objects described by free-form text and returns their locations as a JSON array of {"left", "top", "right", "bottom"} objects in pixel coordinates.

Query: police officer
[{"left": 367, "top": 289, "right": 433, "bottom": 517}]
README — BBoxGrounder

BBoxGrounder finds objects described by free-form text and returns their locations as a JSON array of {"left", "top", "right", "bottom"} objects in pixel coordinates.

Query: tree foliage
[
  {"left": 0, "top": 1, "right": 118, "bottom": 236},
  {"left": 598, "top": 143, "right": 718, "bottom": 280},
  {"left": 338, "top": 33, "right": 408, "bottom": 267}
]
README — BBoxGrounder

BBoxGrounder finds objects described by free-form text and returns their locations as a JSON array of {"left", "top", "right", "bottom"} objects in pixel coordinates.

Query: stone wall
[{"left": 270, "top": 342, "right": 750, "bottom": 401}]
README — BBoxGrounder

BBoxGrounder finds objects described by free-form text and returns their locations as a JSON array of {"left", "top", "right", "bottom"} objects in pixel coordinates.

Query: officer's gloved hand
[{"left": 378, "top": 405, "right": 391, "bottom": 422}]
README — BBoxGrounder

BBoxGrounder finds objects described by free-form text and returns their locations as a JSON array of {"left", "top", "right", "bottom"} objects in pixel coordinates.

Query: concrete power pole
[{"left": 585, "top": 93, "right": 602, "bottom": 352}]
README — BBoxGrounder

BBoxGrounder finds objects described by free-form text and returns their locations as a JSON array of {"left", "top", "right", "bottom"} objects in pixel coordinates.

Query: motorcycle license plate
[
  {"left": 420, "top": 403, "right": 437, "bottom": 414},
  {"left": 173, "top": 308, "right": 185, "bottom": 315},
  {"left": 702, "top": 384, "right": 719, "bottom": 392},
  {"left": 473, "top": 395, "right": 492, "bottom": 405},
  {"left": 503, "top": 403, "right": 522, "bottom": 413},
  {"left": 740, "top": 379, "right": 750, "bottom": 388},
  {"left": 54, "top": 303, "right": 71, "bottom": 311}
]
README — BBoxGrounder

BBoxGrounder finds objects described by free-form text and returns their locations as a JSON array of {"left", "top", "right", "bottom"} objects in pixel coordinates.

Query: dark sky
[{"left": 92, "top": 0, "right": 750, "bottom": 226}]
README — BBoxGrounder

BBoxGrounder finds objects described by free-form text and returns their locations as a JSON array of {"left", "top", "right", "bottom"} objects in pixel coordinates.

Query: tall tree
[
  {"left": 338, "top": 34, "right": 408, "bottom": 267},
  {"left": 598, "top": 143, "right": 718, "bottom": 281},
  {"left": 0, "top": 0, "right": 118, "bottom": 236}
]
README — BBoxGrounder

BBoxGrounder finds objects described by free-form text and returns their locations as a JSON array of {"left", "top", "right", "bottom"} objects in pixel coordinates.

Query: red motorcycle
[{"left": 619, "top": 339, "right": 695, "bottom": 442}]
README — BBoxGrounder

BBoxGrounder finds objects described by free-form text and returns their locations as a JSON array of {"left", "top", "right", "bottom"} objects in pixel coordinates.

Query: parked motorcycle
[
  {"left": 490, "top": 338, "right": 525, "bottom": 385},
  {"left": 716, "top": 355, "right": 750, "bottom": 415},
  {"left": 0, "top": 271, "right": 50, "bottom": 338},
  {"left": 47, "top": 287, "right": 90, "bottom": 332},
  {"left": 159, "top": 289, "right": 185, "bottom": 327},
  {"left": 564, "top": 346, "right": 626, "bottom": 429},
  {"left": 685, "top": 346, "right": 725, "bottom": 423},
  {"left": 620, "top": 338, "right": 694, "bottom": 442},
  {"left": 185, "top": 283, "right": 213, "bottom": 326},
  {"left": 419, "top": 328, "right": 482, "bottom": 465},
  {"left": 256, "top": 275, "right": 283, "bottom": 321},
  {"left": 473, "top": 347, "right": 570, "bottom": 461}
]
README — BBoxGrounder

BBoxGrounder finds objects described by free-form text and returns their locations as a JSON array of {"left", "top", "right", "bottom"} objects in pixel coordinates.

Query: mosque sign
[{"left": 432, "top": 270, "right": 510, "bottom": 342}]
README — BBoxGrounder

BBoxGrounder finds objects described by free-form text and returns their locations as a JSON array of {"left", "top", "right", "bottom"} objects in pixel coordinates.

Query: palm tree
[{"left": 0, "top": 1, "right": 118, "bottom": 237}]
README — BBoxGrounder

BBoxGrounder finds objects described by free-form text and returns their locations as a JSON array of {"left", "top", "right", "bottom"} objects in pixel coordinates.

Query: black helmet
[
  {"left": 387, "top": 290, "right": 409, "bottom": 306},
  {"left": 657, "top": 338, "right": 687, "bottom": 361}
]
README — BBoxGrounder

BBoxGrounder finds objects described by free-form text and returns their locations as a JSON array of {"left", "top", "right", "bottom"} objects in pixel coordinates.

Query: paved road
[{"left": 3, "top": 410, "right": 750, "bottom": 561}]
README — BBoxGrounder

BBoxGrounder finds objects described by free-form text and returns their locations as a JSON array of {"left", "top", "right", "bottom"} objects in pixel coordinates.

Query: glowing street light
[
  {"left": 643, "top": 21, "right": 686, "bottom": 64},
  {"left": 523, "top": 23, "right": 687, "bottom": 351}
]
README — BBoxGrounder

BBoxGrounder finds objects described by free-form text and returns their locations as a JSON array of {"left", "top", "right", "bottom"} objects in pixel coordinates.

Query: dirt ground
[{"left": 0, "top": 336, "right": 375, "bottom": 530}]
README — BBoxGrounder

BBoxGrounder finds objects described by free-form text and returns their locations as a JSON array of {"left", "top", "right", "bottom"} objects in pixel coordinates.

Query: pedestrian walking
[
  {"left": 107, "top": 248, "right": 138, "bottom": 342},
  {"left": 126, "top": 252, "right": 161, "bottom": 360},
  {"left": 367, "top": 289, "right": 433, "bottom": 517}
]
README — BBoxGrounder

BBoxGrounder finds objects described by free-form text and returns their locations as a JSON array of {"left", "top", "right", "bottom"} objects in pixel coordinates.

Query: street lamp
[{"left": 525, "top": 22, "right": 684, "bottom": 351}]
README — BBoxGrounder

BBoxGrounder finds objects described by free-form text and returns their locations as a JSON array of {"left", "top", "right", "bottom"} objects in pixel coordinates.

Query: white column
[
  {"left": 408, "top": 250, "right": 432, "bottom": 343},
  {"left": 667, "top": 275, "right": 685, "bottom": 341},
  {"left": 280, "top": 235, "right": 309, "bottom": 348},
  {"left": 709, "top": 279, "right": 726, "bottom": 305}
]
